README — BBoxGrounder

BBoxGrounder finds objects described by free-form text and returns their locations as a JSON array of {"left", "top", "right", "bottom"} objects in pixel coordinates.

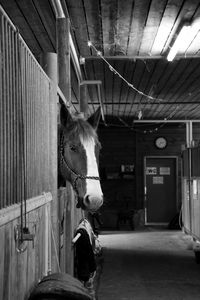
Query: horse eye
[{"left": 70, "top": 144, "right": 77, "bottom": 152}]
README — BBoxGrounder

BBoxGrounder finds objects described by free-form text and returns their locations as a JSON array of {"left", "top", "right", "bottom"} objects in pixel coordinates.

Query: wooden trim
[{"left": 0, "top": 192, "right": 52, "bottom": 227}]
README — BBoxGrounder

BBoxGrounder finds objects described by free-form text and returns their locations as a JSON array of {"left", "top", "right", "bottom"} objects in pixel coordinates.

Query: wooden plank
[
  {"left": 66, "top": 0, "right": 91, "bottom": 57},
  {"left": 64, "top": 182, "right": 76, "bottom": 275},
  {"left": 132, "top": 59, "right": 155, "bottom": 106},
  {"left": 112, "top": 60, "right": 125, "bottom": 116},
  {"left": 139, "top": 0, "right": 168, "bottom": 55},
  {"left": 15, "top": 0, "right": 54, "bottom": 52},
  {"left": 163, "top": 0, "right": 200, "bottom": 53},
  {"left": 0, "top": 226, "right": 5, "bottom": 300},
  {"left": 0, "top": 192, "right": 52, "bottom": 227},
  {"left": 33, "top": 0, "right": 56, "bottom": 50},
  {"left": 83, "top": 0, "right": 103, "bottom": 52},
  {"left": 140, "top": 59, "right": 163, "bottom": 116},
  {"left": 10, "top": 219, "right": 18, "bottom": 300},
  {"left": 3, "top": 224, "right": 11, "bottom": 299},
  {"left": 101, "top": 0, "right": 118, "bottom": 55},
  {"left": 126, "top": 60, "right": 146, "bottom": 117},
  {"left": 0, "top": 0, "right": 42, "bottom": 56},
  {"left": 127, "top": 0, "right": 152, "bottom": 55},
  {"left": 150, "top": 0, "right": 184, "bottom": 55}
]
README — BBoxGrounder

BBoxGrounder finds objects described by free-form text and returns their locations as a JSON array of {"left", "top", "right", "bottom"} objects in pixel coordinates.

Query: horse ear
[
  {"left": 87, "top": 107, "right": 101, "bottom": 130},
  {"left": 60, "top": 103, "right": 73, "bottom": 127}
]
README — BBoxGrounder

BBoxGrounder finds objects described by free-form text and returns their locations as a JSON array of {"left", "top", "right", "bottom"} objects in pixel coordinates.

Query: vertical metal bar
[
  {"left": 11, "top": 26, "right": 15, "bottom": 205},
  {"left": 4, "top": 16, "right": 9, "bottom": 207},
  {"left": 0, "top": 13, "right": 3, "bottom": 209},
  {"left": 8, "top": 22, "right": 12, "bottom": 206}
]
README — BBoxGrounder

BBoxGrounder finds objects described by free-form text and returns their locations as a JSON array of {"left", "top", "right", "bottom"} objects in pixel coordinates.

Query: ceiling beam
[
  {"left": 133, "top": 120, "right": 200, "bottom": 123},
  {"left": 83, "top": 55, "right": 200, "bottom": 61},
  {"left": 82, "top": 102, "right": 200, "bottom": 105}
]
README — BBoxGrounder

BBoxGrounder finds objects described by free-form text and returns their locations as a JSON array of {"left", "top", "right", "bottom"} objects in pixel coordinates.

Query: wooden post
[
  {"left": 64, "top": 182, "right": 75, "bottom": 275},
  {"left": 80, "top": 84, "right": 88, "bottom": 118},
  {"left": 40, "top": 52, "right": 59, "bottom": 273},
  {"left": 56, "top": 16, "right": 75, "bottom": 275},
  {"left": 57, "top": 17, "right": 71, "bottom": 108}
]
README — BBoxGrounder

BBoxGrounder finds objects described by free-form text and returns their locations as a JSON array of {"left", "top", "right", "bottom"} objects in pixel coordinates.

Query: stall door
[{"left": 144, "top": 157, "right": 178, "bottom": 225}]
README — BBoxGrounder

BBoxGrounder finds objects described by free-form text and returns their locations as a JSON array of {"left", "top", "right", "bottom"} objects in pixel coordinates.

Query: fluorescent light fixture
[{"left": 167, "top": 23, "right": 200, "bottom": 61}]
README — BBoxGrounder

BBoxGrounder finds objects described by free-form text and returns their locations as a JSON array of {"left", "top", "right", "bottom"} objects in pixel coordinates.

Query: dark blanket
[{"left": 75, "top": 228, "right": 96, "bottom": 282}]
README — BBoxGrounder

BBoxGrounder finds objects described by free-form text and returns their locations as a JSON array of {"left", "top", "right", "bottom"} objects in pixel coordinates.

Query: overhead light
[{"left": 167, "top": 23, "right": 200, "bottom": 61}]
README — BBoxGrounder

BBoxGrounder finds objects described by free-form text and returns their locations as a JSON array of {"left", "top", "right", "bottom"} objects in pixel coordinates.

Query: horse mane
[{"left": 64, "top": 115, "right": 99, "bottom": 144}]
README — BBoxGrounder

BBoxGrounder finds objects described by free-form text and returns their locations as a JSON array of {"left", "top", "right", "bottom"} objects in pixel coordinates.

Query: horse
[{"left": 58, "top": 103, "right": 103, "bottom": 212}]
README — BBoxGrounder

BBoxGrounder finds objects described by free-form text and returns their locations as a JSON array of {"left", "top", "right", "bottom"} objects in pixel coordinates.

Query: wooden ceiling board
[
  {"left": 163, "top": 60, "right": 191, "bottom": 97},
  {"left": 114, "top": 0, "right": 135, "bottom": 56},
  {"left": 166, "top": 60, "right": 200, "bottom": 102},
  {"left": 163, "top": 0, "right": 200, "bottom": 54},
  {"left": 33, "top": 0, "right": 56, "bottom": 50},
  {"left": 116, "top": 60, "right": 136, "bottom": 107},
  {"left": 0, "top": 0, "right": 42, "bottom": 56},
  {"left": 1, "top": 0, "right": 200, "bottom": 121},
  {"left": 127, "top": 0, "right": 151, "bottom": 56},
  {"left": 102, "top": 60, "right": 115, "bottom": 111},
  {"left": 101, "top": 0, "right": 118, "bottom": 55},
  {"left": 111, "top": 60, "right": 125, "bottom": 105},
  {"left": 150, "top": 0, "right": 184, "bottom": 55},
  {"left": 66, "top": 0, "right": 91, "bottom": 57},
  {"left": 137, "top": 60, "right": 160, "bottom": 114},
  {"left": 16, "top": 0, "right": 55, "bottom": 52},
  {"left": 119, "top": 60, "right": 140, "bottom": 115},
  {"left": 126, "top": 60, "right": 147, "bottom": 117},
  {"left": 132, "top": 60, "right": 156, "bottom": 105},
  {"left": 155, "top": 61, "right": 189, "bottom": 109},
  {"left": 139, "top": 0, "right": 168, "bottom": 55},
  {"left": 115, "top": 61, "right": 133, "bottom": 116},
  {"left": 83, "top": 0, "right": 103, "bottom": 52},
  {"left": 187, "top": 31, "right": 200, "bottom": 54}
]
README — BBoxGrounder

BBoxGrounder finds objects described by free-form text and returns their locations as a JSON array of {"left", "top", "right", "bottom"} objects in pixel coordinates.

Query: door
[{"left": 144, "top": 156, "right": 178, "bottom": 225}]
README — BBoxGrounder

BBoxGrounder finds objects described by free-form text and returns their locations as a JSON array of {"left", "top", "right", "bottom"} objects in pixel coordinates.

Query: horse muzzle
[{"left": 77, "top": 194, "right": 103, "bottom": 212}]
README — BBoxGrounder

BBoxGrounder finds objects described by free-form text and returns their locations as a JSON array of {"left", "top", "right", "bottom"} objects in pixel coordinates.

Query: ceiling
[{"left": 1, "top": 0, "right": 200, "bottom": 123}]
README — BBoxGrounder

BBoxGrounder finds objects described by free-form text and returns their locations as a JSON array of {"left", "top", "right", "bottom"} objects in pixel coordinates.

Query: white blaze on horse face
[{"left": 81, "top": 137, "right": 103, "bottom": 210}]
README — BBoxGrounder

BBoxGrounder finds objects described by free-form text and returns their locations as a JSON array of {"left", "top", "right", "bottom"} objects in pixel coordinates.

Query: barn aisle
[{"left": 98, "top": 228, "right": 200, "bottom": 300}]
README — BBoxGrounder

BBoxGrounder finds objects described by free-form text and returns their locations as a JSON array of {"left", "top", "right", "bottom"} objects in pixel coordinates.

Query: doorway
[{"left": 144, "top": 156, "right": 178, "bottom": 225}]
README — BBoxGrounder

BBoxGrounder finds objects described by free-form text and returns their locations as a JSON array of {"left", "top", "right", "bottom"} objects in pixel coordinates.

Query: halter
[{"left": 59, "top": 133, "right": 100, "bottom": 197}]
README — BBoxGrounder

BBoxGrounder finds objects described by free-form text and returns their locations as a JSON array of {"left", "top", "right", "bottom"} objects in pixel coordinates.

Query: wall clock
[{"left": 154, "top": 137, "right": 167, "bottom": 149}]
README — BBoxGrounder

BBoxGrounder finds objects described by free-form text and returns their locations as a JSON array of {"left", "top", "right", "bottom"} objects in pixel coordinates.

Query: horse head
[{"left": 58, "top": 104, "right": 103, "bottom": 212}]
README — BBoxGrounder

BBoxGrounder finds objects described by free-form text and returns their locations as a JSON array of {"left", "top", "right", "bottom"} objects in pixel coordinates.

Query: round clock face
[{"left": 155, "top": 137, "right": 167, "bottom": 149}]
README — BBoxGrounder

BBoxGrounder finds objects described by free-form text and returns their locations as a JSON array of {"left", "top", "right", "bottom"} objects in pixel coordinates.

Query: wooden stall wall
[
  {"left": 0, "top": 198, "right": 52, "bottom": 300},
  {"left": 0, "top": 7, "right": 58, "bottom": 300},
  {"left": 99, "top": 123, "right": 200, "bottom": 229}
]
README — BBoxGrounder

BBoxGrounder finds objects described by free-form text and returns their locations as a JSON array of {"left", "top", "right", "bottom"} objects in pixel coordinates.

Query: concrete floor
[{"left": 98, "top": 227, "right": 200, "bottom": 300}]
